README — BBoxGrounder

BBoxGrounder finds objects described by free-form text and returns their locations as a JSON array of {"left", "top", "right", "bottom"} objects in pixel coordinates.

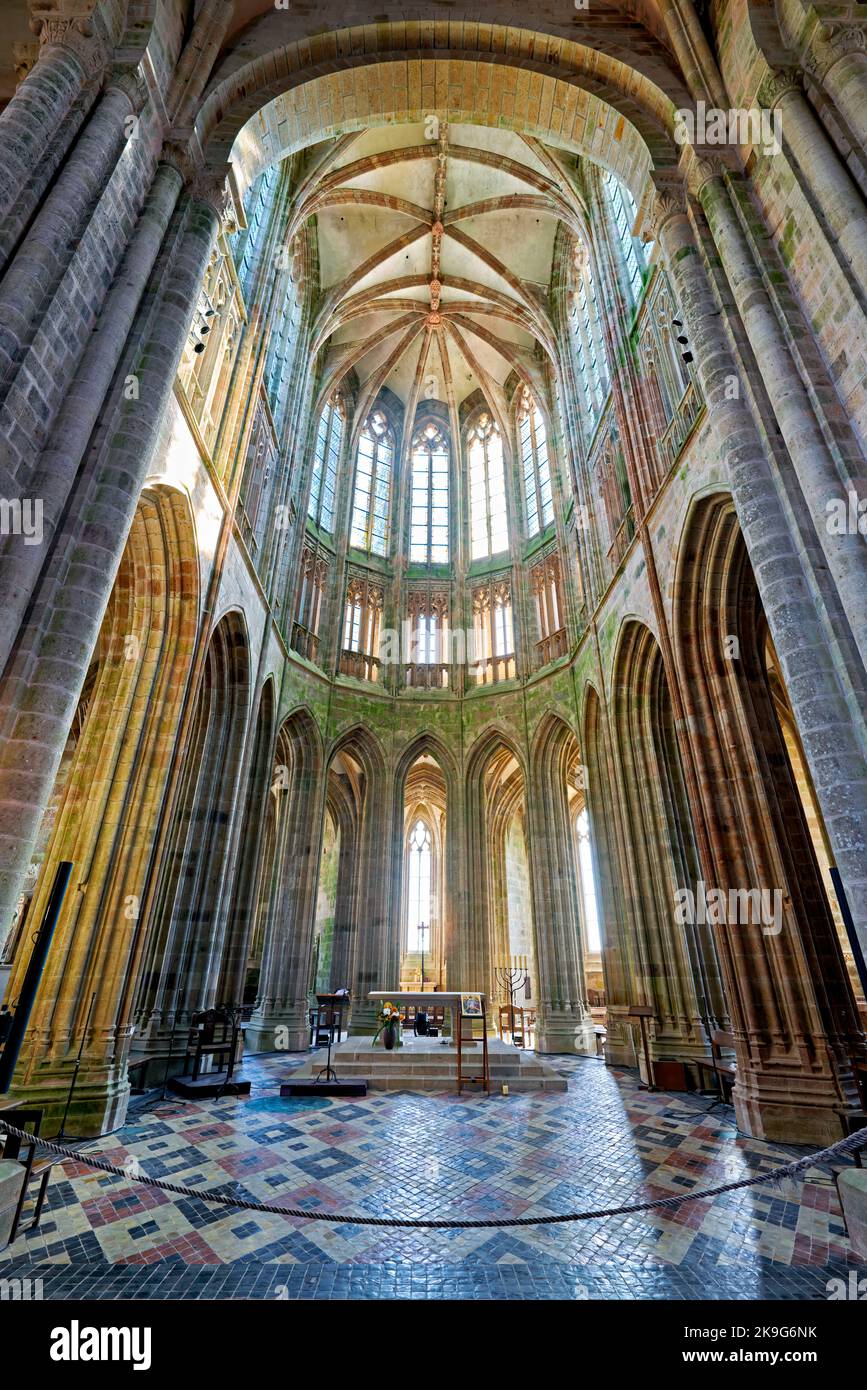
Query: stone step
[{"left": 290, "top": 1040, "right": 569, "bottom": 1092}]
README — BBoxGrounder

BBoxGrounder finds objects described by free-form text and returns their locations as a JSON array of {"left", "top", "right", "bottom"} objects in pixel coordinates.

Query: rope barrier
[{"left": 1, "top": 1115, "right": 865, "bottom": 1230}]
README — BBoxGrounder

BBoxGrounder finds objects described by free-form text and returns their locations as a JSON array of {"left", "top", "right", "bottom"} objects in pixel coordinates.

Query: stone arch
[
  {"left": 581, "top": 680, "right": 635, "bottom": 1065},
  {"left": 672, "top": 492, "right": 865, "bottom": 1141},
  {"left": 464, "top": 726, "right": 531, "bottom": 1014},
  {"left": 210, "top": 64, "right": 674, "bottom": 219},
  {"left": 610, "top": 619, "right": 728, "bottom": 1067},
  {"left": 319, "top": 723, "right": 391, "bottom": 1032},
  {"left": 392, "top": 731, "right": 462, "bottom": 989},
  {"left": 201, "top": 17, "right": 688, "bottom": 185},
  {"left": 4, "top": 485, "right": 199, "bottom": 1130},
  {"left": 133, "top": 609, "right": 250, "bottom": 1070}
]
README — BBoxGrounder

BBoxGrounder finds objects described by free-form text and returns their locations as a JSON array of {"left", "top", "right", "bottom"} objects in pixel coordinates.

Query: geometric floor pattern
[{"left": 2, "top": 1052, "right": 864, "bottom": 1299}]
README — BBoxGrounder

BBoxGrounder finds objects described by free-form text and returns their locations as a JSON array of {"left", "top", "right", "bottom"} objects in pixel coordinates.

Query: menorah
[{"left": 495, "top": 956, "right": 528, "bottom": 1045}]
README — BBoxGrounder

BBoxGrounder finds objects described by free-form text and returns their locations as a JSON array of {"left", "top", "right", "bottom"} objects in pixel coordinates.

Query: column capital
[
  {"left": 190, "top": 169, "right": 237, "bottom": 231},
  {"left": 685, "top": 147, "right": 737, "bottom": 199},
  {"left": 29, "top": 3, "right": 107, "bottom": 79},
  {"left": 638, "top": 170, "right": 688, "bottom": 243},
  {"left": 162, "top": 143, "right": 237, "bottom": 230},
  {"left": 757, "top": 67, "right": 802, "bottom": 111},
  {"left": 106, "top": 64, "right": 149, "bottom": 113},
  {"left": 805, "top": 23, "right": 867, "bottom": 79}
]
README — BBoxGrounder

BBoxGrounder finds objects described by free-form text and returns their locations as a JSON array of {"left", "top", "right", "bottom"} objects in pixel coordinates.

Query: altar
[{"left": 367, "top": 990, "right": 487, "bottom": 1040}]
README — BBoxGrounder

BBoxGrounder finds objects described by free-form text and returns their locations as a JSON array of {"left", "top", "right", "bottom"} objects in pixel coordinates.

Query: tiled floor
[{"left": 2, "top": 1053, "right": 863, "bottom": 1299}]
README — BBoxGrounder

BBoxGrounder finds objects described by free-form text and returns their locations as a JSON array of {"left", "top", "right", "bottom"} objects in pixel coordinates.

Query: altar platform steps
[{"left": 287, "top": 1037, "right": 568, "bottom": 1093}]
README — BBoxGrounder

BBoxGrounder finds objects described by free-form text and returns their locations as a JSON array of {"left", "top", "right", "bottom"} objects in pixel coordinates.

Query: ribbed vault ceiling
[{"left": 303, "top": 121, "right": 585, "bottom": 432}]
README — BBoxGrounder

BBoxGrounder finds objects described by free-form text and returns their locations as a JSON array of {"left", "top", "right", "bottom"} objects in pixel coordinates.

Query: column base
[
  {"left": 733, "top": 1064, "right": 862, "bottom": 1145},
  {"left": 534, "top": 1007, "right": 596, "bottom": 1056},
  {"left": 6, "top": 1064, "right": 130, "bottom": 1138},
  {"left": 245, "top": 1003, "right": 309, "bottom": 1055}
]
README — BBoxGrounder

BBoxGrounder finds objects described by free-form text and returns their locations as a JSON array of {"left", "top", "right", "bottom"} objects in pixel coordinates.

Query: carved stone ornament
[
  {"left": 806, "top": 24, "right": 867, "bottom": 79},
  {"left": 639, "top": 172, "right": 688, "bottom": 243},
  {"left": 191, "top": 172, "right": 237, "bottom": 231},
  {"left": 756, "top": 68, "right": 802, "bottom": 111},
  {"left": 686, "top": 148, "right": 736, "bottom": 199},
  {"left": 30, "top": 3, "right": 107, "bottom": 78},
  {"left": 107, "top": 63, "right": 149, "bottom": 114}
]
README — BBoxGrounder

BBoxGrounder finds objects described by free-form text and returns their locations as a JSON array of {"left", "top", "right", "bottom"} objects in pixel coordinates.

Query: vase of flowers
[{"left": 373, "top": 1001, "right": 401, "bottom": 1050}]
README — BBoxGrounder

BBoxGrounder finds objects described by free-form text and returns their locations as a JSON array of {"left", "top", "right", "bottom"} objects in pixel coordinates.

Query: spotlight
[{"left": 672, "top": 318, "right": 693, "bottom": 365}]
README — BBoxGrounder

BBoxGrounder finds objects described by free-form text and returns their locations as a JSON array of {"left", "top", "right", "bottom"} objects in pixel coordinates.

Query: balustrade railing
[
  {"left": 403, "top": 661, "right": 452, "bottom": 691},
  {"left": 339, "top": 648, "right": 381, "bottom": 683},
  {"left": 656, "top": 379, "right": 703, "bottom": 471},
  {"left": 292, "top": 624, "right": 319, "bottom": 664},
  {"left": 534, "top": 628, "right": 568, "bottom": 667},
  {"left": 466, "top": 653, "right": 516, "bottom": 687}
]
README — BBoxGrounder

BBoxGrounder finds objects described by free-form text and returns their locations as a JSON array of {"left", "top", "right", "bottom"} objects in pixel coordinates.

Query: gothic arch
[
  {"left": 4, "top": 485, "right": 200, "bottom": 1123},
  {"left": 672, "top": 493, "right": 865, "bottom": 1141},
  {"left": 610, "top": 619, "right": 727, "bottom": 1063},
  {"left": 392, "top": 732, "right": 460, "bottom": 988},
  {"left": 133, "top": 609, "right": 250, "bottom": 1070}
]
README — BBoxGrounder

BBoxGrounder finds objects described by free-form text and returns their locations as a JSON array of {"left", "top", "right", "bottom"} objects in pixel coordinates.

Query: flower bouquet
[{"left": 372, "top": 1001, "right": 402, "bottom": 1050}]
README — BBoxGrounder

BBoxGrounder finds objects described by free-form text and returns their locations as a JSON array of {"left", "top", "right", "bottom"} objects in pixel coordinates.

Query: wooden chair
[
  {"left": 498, "top": 1003, "right": 526, "bottom": 1046},
  {"left": 1, "top": 1108, "right": 52, "bottom": 1245},
  {"left": 694, "top": 1029, "right": 737, "bottom": 1107},
  {"left": 182, "top": 1008, "right": 239, "bottom": 1081}
]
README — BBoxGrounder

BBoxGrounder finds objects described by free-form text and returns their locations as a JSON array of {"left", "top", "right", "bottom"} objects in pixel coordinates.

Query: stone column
[
  {"left": 348, "top": 790, "right": 396, "bottom": 1037},
  {"left": 246, "top": 769, "right": 327, "bottom": 1053},
  {"left": 0, "top": 176, "right": 221, "bottom": 941},
  {"left": 0, "top": 68, "right": 148, "bottom": 481},
  {"left": 805, "top": 25, "right": 867, "bottom": 154},
  {"left": 0, "top": 14, "right": 105, "bottom": 243},
  {"left": 656, "top": 0, "right": 728, "bottom": 108},
  {"left": 759, "top": 69, "right": 867, "bottom": 294},
  {"left": 696, "top": 165, "right": 867, "bottom": 665},
  {"left": 526, "top": 741, "right": 596, "bottom": 1056},
  {"left": 644, "top": 171, "right": 867, "bottom": 969},
  {"left": 0, "top": 163, "right": 183, "bottom": 672}
]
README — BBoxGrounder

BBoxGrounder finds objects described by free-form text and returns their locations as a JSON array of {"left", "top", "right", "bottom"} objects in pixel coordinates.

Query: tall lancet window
[
  {"left": 468, "top": 411, "right": 508, "bottom": 559},
  {"left": 575, "top": 807, "right": 602, "bottom": 952},
  {"left": 406, "top": 818, "right": 433, "bottom": 951},
  {"left": 350, "top": 408, "right": 393, "bottom": 556},
  {"left": 569, "top": 242, "right": 609, "bottom": 434},
  {"left": 517, "top": 390, "right": 553, "bottom": 537},
  {"left": 308, "top": 397, "right": 344, "bottom": 532},
  {"left": 410, "top": 421, "right": 450, "bottom": 563},
  {"left": 603, "top": 170, "right": 645, "bottom": 303}
]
